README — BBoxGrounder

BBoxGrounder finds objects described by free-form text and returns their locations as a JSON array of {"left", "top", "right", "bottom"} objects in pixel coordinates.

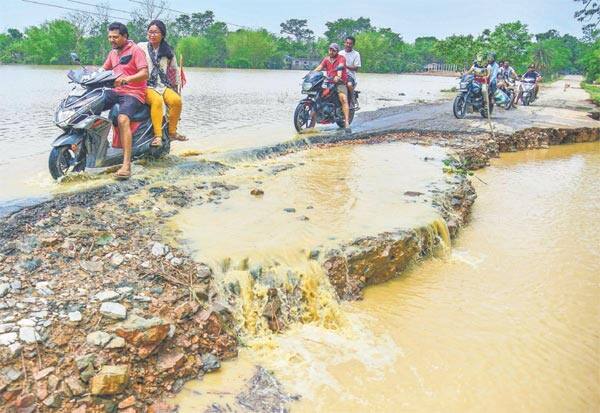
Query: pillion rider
[
  {"left": 339, "top": 36, "right": 361, "bottom": 109},
  {"left": 313, "top": 43, "right": 351, "bottom": 131}
]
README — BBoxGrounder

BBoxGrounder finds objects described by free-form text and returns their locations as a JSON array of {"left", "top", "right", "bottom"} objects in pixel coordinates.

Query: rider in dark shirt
[{"left": 519, "top": 64, "right": 543, "bottom": 103}]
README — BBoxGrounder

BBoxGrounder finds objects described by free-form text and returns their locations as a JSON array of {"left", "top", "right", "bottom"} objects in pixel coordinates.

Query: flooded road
[
  {"left": 174, "top": 142, "right": 600, "bottom": 412},
  {"left": 0, "top": 65, "right": 454, "bottom": 208}
]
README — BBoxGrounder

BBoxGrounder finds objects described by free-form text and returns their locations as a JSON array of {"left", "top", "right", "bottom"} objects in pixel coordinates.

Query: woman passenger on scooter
[{"left": 138, "top": 20, "right": 187, "bottom": 147}]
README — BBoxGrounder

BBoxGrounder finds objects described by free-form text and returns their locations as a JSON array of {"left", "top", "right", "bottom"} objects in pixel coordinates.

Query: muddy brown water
[{"left": 173, "top": 142, "right": 600, "bottom": 412}]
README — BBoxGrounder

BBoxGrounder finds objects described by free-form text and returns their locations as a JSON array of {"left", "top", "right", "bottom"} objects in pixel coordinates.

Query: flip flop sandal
[
  {"left": 171, "top": 133, "right": 188, "bottom": 141},
  {"left": 150, "top": 136, "right": 163, "bottom": 147},
  {"left": 114, "top": 171, "right": 131, "bottom": 180}
]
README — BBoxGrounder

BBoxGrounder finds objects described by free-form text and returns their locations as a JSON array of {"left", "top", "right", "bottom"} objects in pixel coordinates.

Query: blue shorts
[{"left": 103, "top": 90, "right": 143, "bottom": 119}]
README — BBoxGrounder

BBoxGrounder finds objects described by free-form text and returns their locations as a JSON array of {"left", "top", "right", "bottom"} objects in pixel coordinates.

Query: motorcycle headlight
[
  {"left": 55, "top": 109, "right": 76, "bottom": 128},
  {"left": 302, "top": 81, "right": 313, "bottom": 92},
  {"left": 459, "top": 81, "right": 469, "bottom": 90}
]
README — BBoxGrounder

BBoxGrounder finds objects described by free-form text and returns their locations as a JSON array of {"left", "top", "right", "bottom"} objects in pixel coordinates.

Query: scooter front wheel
[{"left": 49, "top": 145, "right": 86, "bottom": 180}]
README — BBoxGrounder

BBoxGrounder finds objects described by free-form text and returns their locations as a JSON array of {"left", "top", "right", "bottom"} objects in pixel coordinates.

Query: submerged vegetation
[{"left": 0, "top": 3, "right": 597, "bottom": 80}]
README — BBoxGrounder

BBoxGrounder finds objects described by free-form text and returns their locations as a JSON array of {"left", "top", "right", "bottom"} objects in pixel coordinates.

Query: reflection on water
[
  {"left": 175, "top": 142, "right": 600, "bottom": 412},
  {"left": 0, "top": 65, "right": 454, "bottom": 204}
]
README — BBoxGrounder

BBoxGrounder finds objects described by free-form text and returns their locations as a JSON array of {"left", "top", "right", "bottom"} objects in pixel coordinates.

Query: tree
[
  {"left": 280, "top": 19, "right": 314, "bottom": 42},
  {"left": 355, "top": 28, "right": 406, "bottom": 73},
  {"left": 574, "top": 0, "right": 600, "bottom": 34},
  {"left": 324, "top": 17, "right": 372, "bottom": 43},
  {"left": 21, "top": 20, "right": 79, "bottom": 65},
  {"left": 579, "top": 38, "right": 600, "bottom": 81},
  {"left": 487, "top": 21, "right": 532, "bottom": 70},
  {"left": 528, "top": 39, "right": 571, "bottom": 75},
  {"left": 434, "top": 34, "right": 480, "bottom": 68},
  {"left": 536, "top": 29, "right": 560, "bottom": 41},
  {"left": 225, "top": 29, "right": 280, "bottom": 69},
  {"left": 7, "top": 29, "right": 23, "bottom": 41}
]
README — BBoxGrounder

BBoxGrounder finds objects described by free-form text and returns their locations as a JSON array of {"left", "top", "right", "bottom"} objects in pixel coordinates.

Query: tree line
[{"left": 0, "top": 8, "right": 598, "bottom": 82}]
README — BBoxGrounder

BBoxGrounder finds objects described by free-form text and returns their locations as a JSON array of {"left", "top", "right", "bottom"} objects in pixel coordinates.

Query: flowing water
[
  {"left": 171, "top": 141, "right": 451, "bottom": 337},
  {"left": 174, "top": 142, "right": 600, "bottom": 412},
  {"left": 0, "top": 65, "right": 454, "bottom": 208}
]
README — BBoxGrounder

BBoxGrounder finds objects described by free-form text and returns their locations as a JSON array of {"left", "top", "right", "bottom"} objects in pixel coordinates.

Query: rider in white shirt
[{"left": 339, "top": 36, "right": 361, "bottom": 108}]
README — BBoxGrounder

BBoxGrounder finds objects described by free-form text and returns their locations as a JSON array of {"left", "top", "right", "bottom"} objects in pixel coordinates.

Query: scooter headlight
[{"left": 55, "top": 109, "right": 76, "bottom": 128}]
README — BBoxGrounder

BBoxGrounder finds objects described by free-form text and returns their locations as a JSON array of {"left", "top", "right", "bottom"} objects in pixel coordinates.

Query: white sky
[{"left": 2, "top": 0, "right": 586, "bottom": 41}]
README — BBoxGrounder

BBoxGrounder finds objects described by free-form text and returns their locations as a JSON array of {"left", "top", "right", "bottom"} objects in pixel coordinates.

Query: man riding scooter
[{"left": 102, "top": 22, "right": 149, "bottom": 180}]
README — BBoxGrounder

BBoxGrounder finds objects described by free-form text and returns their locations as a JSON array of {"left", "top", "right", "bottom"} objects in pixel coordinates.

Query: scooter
[{"left": 48, "top": 52, "right": 169, "bottom": 180}]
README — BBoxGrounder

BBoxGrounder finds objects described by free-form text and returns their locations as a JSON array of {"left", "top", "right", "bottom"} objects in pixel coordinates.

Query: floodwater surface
[
  {"left": 174, "top": 142, "right": 600, "bottom": 412},
  {"left": 0, "top": 65, "right": 454, "bottom": 208}
]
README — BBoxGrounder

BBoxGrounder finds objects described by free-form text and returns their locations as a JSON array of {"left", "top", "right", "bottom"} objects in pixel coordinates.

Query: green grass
[{"left": 581, "top": 82, "right": 600, "bottom": 106}]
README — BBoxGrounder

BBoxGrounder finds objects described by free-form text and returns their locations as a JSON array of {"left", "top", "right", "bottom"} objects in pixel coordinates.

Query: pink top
[{"left": 103, "top": 40, "right": 148, "bottom": 103}]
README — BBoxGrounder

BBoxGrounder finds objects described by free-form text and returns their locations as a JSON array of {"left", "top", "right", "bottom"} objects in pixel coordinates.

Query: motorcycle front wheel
[
  {"left": 522, "top": 94, "right": 531, "bottom": 106},
  {"left": 49, "top": 145, "right": 86, "bottom": 180},
  {"left": 335, "top": 109, "right": 355, "bottom": 128},
  {"left": 453, "top": 95, "right": 467, "bottom": 119},
  {"left": 293, "top": 102, "right": 316, "bottom": 132}
]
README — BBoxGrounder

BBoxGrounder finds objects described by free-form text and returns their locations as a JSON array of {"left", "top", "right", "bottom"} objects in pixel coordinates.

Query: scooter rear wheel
[{"left": 49, "top": 145, "right": 86, "bottom": 180}]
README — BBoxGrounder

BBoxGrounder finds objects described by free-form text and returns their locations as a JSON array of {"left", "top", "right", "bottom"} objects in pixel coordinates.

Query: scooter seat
[{"left": 108, "top": 104, "right": 150, "bottom": 126}]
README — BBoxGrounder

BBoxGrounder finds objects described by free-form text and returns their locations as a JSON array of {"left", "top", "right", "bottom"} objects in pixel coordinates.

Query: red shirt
[
  {"left": 103, "top": 40, "right": 148, "bottom": 103},
  {"left": 320, "top": 55, "right": 348, "bottom": 83}
]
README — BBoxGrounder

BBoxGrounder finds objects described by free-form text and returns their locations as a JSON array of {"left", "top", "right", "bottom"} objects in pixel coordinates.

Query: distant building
[{"left": 284, "top": 56, "right": 321, "bottom": 70}]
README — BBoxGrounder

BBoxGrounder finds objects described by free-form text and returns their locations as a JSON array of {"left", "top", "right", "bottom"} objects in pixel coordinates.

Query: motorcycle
[
  {"left": 48, "top": 53, "right": 169, "bottom": 180},
  {"left": 452, "top": 73, "right": 493, "bottom": 119},
  {"left": 498, "top": 79, "right": 516, "bottom": 110},
  {"left": 520, "top": 78, "right": 537, "bottom": 106},
  {"left": 293, "top": 70, "right": 359, "bottom": 132}
]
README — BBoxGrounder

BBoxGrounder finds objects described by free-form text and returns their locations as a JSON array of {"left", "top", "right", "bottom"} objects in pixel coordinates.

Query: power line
[
  {"left": 21, "top": 0, "right": 129, "bottom": 21},
  {"left": 126, "top": 0, "right": 251, "bottom": 29},
  {"left": 65, "top": 0, "right": 131, "bottom": 16}
]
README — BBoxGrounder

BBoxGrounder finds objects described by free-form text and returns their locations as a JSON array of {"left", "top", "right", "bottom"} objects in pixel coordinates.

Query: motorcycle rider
[
  {"left": 486, "top": 52, "right": 500, "bottom": 96},
  {"left": 339, "top": 36, "right": 361, "bottom": 109},
  {"left": 313, "top": 43, "right": 351, "bottom": 131},
  {"left": 500, "top": 60, "right": 517, "bottom": 82},
  {"left": 522, "top": 64, "right": 543, "bottom": 98},
  {"left": 102, "top": 22, "right": 149, "bottom": 180},
  {"left": 467, "top": 54, "right": 488, "bottom": 78}
]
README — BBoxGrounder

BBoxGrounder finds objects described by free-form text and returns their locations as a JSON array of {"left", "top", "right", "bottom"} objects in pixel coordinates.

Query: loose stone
[
  {"left": 68, "top": 311, "right": 82, "bottom": 322},
  {"left": 19, "top": 326, "right": 41, "bottom": 343},
  {"left": 90, "top": 365, "right": 129, "bottom": 395},
  {"left": 86, "top": 331, "right": 112, "bottom": 347},
  {"left": 0, "top": 332, "right": 18, "bottom": 346},
  {"left": 110, "top": 252, "right": 125, "bottom": 267},
  {"left": 100, "top": 302, "right": 127, "bottom": 320},
  {"left": 94, "top": 290, "right": 120, "bottom": 302},
  {"left": 0, "top": 283, "right": 10, "bottom": 298},
  {"left": 151, "top": 242, "right": 167, "bottom": 257}
]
